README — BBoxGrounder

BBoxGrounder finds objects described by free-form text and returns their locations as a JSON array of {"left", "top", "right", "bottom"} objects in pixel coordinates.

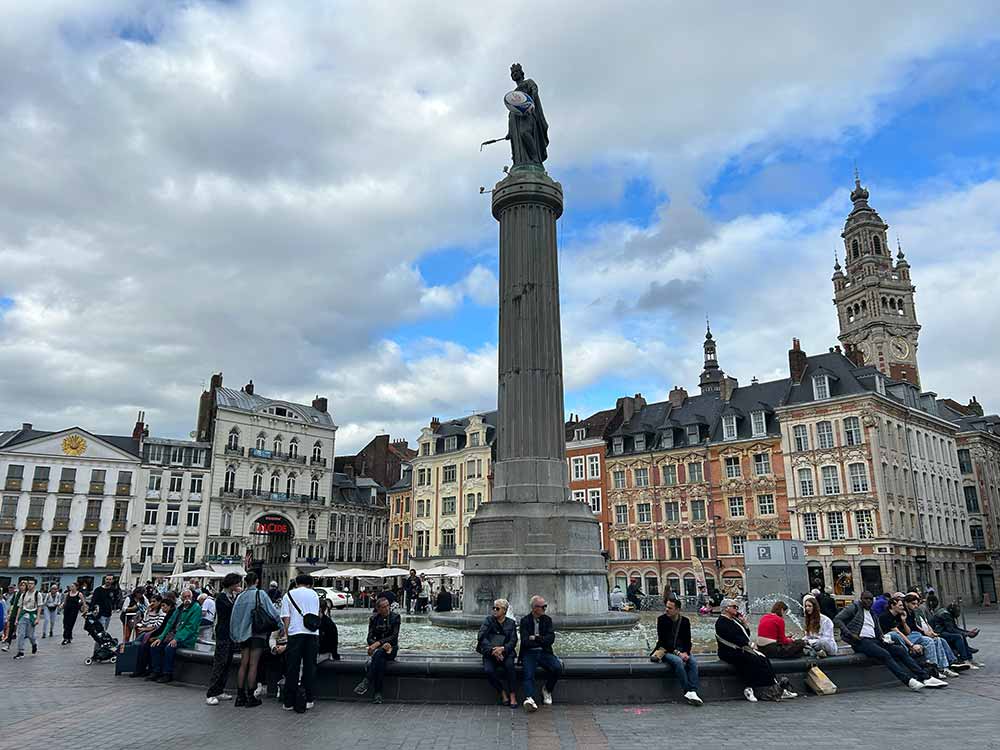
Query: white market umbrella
[
  {"left": 118, "top": 556, "right": 133, "bottom": 590},
  {"left": 324, "top": 568, "right": 381, "bottom": 579},
  {"left": 169, "top": 555, "right": 185, "bottom": 582},
  {"left": 168, "top": 568, "right": 223, "bottom": 579},
  {"left": 418, "top": 565, "right": 463, "bottom": 577},
  {"left": 140, "top": 555, "right": 153, "bottom": 586},
  {"left": 371, "top": 567, "right": 410, "bottom": 578}
]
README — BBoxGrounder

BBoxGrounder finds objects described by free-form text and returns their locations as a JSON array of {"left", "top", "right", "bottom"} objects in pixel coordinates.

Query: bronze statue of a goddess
[{"left": 504, "top": 63, "right": 549, "bottom": 167}]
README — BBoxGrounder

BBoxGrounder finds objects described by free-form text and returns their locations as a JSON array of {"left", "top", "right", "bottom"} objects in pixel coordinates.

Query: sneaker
[
  {"left": 743, "top": 687, "right": 758, "bottom": 702},
  {"left": 61, "top": 640, "right": 68, "bottom": 646},
  {"left": 13, "top": 652, "right": 24, "bottom": 660},
  {"left": 354, "top": 678, "right": 369, "bottom": 696},
  {"left": 542, "top": 686, "right": 553, "bottom": 705},
  {"left": 373, "top": 693, "right": 383, "bottom": 704},
  {"left": 31, "top": 643, "right": 37, "bottom": 655},
  {"left": 782, "top": 689, "right": 798, "bottom": 699},
  {"left": 908, "top": 679, "right": 925, "bottom": 691},
  {"left": 966, "top": 662, "right": 981, "bottom": 671},
  {"left": 218, "top": 693, "right": 233, "bottom": 701},
  {"left": 523, "top": 697, "right": 538, "bottom": 712},
  {"left": 305, "top": 701, "right": 315, "bottom": 710},
  {"left": 684, "top": 690, "right": 703, "bottom": 706},
  {"left": 950, "top": 662, "right": 971, "bottom": 672},
  {"left": 244, "top": 696, "right": 262, "bottom": 708},
  {"left": 281, "top": 704, "right": 294, "bottom": 711},
  {"left": 1, "top": 644, "right": 9, "bottom": 652},
  {"left": 206, "top": 696, "right": 220, "bottom": 706},
  {"left": 943, "top": 668, "right": 960, "bottom": 678},
  {"left": 924, "top": 676, "right": 947, "bottom": 688},
  {"left": 157, "top": 674, "right": 174, "bottom": 684}
]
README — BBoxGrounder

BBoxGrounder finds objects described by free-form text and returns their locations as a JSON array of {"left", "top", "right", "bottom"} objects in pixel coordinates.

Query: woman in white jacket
[{"left": 802, "top": 595, "right": 838, "bottom": 657}]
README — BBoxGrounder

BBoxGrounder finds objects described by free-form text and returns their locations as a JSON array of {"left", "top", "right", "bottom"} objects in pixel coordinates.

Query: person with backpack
[
  {"left": 230, "top": 571, "right": 280, "bottom": 708},
  {"left": 280, "top": 574, "right": 321, "bottom": 712},
  {"left": 1, "top": 581, "right": 26, "bottom": 652},
  {"left": 12, "top": 579, "right": 42, "bottom": 660}
]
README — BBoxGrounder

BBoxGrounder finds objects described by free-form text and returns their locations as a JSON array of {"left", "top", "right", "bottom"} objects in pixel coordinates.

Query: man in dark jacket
[
  {"left": 816, "top": 585, "right": 839, "bottom": 620},
  {"left": 205, "top": 573, "right": 241, "bottom": 705},
  {"left": 651, "top": 597, "right": 702, "bottom": 705},
  {"left": 834, "top": 591, "right": 944, "bottom": 691},
  {"left": 354, "top": 597, "right": 400, "bottom": 704},
  {"left": 90, "top": 575, "right": 117, "bottom": 630},
  {"left": 435, "top": 587, "right": 453, "bottom": 612},
  {"left": 626, "top": 578, "right": 643, "bottom": 610},
  {"left": 518, "top": 596, "right": 562, "bottom": 711},
  {"left": 403, "top": 570, "right": 419, "bottom": 614},
  {"left": 477, "top": 598, "right": 518, "bottom": 707}
]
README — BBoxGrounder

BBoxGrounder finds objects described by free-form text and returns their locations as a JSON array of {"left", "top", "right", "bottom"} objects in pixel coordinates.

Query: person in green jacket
[{"left": 148, "top": 588, "right": 202, "bottom": 683}]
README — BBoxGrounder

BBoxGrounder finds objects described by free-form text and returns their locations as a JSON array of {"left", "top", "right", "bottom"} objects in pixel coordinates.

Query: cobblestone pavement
[{"left": 0, "top": 611, "right": 997, "bottom": 750}]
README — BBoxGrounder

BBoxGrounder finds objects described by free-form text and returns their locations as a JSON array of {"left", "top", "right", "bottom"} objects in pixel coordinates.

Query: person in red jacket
[{"left": 756, "top": 602, "right": 805, "bottom": 659}]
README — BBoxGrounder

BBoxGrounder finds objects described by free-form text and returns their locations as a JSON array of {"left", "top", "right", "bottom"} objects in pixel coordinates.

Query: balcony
[
  {"left": 24, "top": 517, "right": 43, "bottom": 530},
  {"left": 310, "top": 456, "right": 328, "bottom": 467},
  {"left": 51, "top": 518, "right": 69, "bottom": 531},
  {"left": 146, "top": 488, "right": 162, "bottom": 499},
  {"left": 0, "top": 556, "right": 8, "bottom": 566},
  {"left": 83, "top": 517, "right": 101, "bottom": 531},
  {"left": 107, "top": 556, "right": 123, "bottom": 569},
  {"left": 116, "top": 484, "right": 131, "bottom": 496},
  {"left": 224, "top": 446, "right": 245, "bottom": 456},
  {"left": 58, "top": 481, "right": 76, "bottom": 494},
  {"left": 47, "top": 557, "right": 64, "bottom": 568},
  {"left": 0, "top": 516, "right": 15, "bottom": 529},
  {"left": 248, "top": 447, "right": 307, "bottom": 465},
  {"left": 220, "top": 487, "right": 239, "bottom": 498},
  {"left": 78, "top": 556, "right": 96, "bottom": 568},
  {"left": 5, "top": 478, "right": 22, "bottom": 491},
  {"left": 32, "top": 480, "right": 49, "bottom": 492},
  {"left": 239, "top": 488, "right": 325, "bottom": 505},
  {"left": 88, "top": 482, "right": 105, "bottom": 495},
  {"left": 439, "top": 544, "right": 456, "bottom": 557},
  {"left": 21, "top": 556, "right": 37, "bottom": 567},
  {"left": 219, "top": 528, "right": 232, "bottom": 537},
  {"left": 110, "top": 520, "right": 127, "bottom": 532}
]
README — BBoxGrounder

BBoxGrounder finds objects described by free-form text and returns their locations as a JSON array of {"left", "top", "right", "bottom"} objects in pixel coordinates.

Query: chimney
[
  {"left": 210, "top": 372, "right": 223, "bottom": 390},
  {"left": 344, "top": 464, "right": 355, "bottom": 479},
  {"left": 430, "top": 417, "right": 441, "bottom": 430},
  {"left": 668, "top": 386, "right": 688, "bottom": 407},
  {"left": 844, "top": 344, "right": 865, "bottom": 368},
  {"left": 243, "top": 379, "right": 254, "bottom": 395},
  {"left": 132, "top": 410, "right": 145, "bottom": 441},
  {"left": 21, "top": 422, "right": 32, "bottom": 431},
  {"left": 967, "top": 397, "right": 984, "bottom": 417},
  {"left": 312, "top": 396, "right": 328, "bottom": 413},
  {"left": 789, "top": 338, "right": 807, "bottom": 384},
  {"left": 720, "top": 376, "right": 738, "bottom": 402}
]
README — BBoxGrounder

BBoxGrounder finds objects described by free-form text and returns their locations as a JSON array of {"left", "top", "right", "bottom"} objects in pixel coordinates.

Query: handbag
[
  {"left": 251, "top": 590, "right": 281, "bottom": 634},
  {"left": 287, "top": 591, "right": 321, "bottom": 632}
]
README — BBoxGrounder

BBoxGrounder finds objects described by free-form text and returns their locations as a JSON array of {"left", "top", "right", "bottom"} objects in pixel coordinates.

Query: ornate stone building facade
[
  {"left": 386, "top": 466, "right": 412, "bottom": 567},
  {"left": 565, "top": 408, "right": 618, "bottom": 551}
]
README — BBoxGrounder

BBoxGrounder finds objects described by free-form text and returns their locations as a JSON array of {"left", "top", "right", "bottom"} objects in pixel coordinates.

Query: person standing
[
  {"left": 89, "top": 575, "right": 117, "bottom": 630},
  {"left": 199, "top": 593, "right": 216, "bottom": 629},
  {"left": 41, "top": 585, "right": 62, "bottom": 639},
  {"left": 519, "top": 596, "right": 563, "bottom": 712},
  {"left": 205, "top": 573, "right": 241, "bottom": 706},
  {"left": 267, "top": 581, "right": 282, "bottom": 605},
  {"left": 2, "top": 581, "right": 26, "bottom": 652},
  {"left": 60, "top": 583, "right": 86, "bottom": 644},
  {"left": 477, "top": 598, "right": 518, "bottom": 708},
  {"left": 816, "top": 584, "right": 839, "bottom": 620},
  {"left": 13, "top": 579, "right": 42, "bottom": 660},
  {"left": 281, "top": 574, "right": 321, "bottom": 711},
  {"left": 354, "top": 597, "right": 400, "bottom": 704},
  {"left": 651, "top": 597, "right": 702, "bottom": 705},
  {"left": 417, "top": 576, "right": 430, "bottom": 614},
  {"left": 230, "top": 571, "right": 281, "bottom": 707},
  {"left": 403, "top": 570, "right": 419, "bottom": 614},
  {"left": 626, "top": 578, "right": 643, "bottom": 610}
]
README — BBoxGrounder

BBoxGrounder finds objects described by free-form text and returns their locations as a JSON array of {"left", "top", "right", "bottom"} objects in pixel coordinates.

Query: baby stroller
[{"left": 82, "top": 611, "right": 118, "bottom": 665}]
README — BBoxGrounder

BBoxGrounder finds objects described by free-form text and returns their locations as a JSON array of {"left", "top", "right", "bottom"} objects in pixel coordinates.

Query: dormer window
[
  {"left": 574, "top": 428, "right": 586, "bottom": 441},
  {"left": 812, "top": 375, "right": 830, "bottom": 401},
  {"left": 722, "top": 415, "right": 737, "bottom": 441},
  {"left": 751, "top": 410, "right": 766, "bottom": 438},
  {"left": 420, "top": 442, "right": 430, "bottom": 456},
  {"left": 470, "top": 432, "right": 481, "bottom": 447},
  {"left": 444, "top": 436, "right": 458, "bottom": 452},
  {"left": 612, "top": 437, "right": 623, "bottom": 455},
  {"left": 875, "top": 375, "right": 886, "bottom": 396},
  {"left": 661, "top": 431, "right": 674, "bottom": 449},
  {"left": 686, "top": 425, "right": 700, "bottom": 445},
  {"left": 634, "top": 434, "right": 646, "bottom": 452}
]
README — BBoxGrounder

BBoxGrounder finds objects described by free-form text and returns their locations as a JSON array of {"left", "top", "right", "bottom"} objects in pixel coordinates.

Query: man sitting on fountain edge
[
  {"left": 519, "top": 595, "right": 562, "bottom": 712},
  {"left": 650, "top": 595, "right": 703, "bottom": 706}
]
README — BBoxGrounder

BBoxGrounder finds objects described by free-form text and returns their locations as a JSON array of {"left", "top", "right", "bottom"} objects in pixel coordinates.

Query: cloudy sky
[{"left": 1, "top": 2, "right": 999, "bottom": 453}]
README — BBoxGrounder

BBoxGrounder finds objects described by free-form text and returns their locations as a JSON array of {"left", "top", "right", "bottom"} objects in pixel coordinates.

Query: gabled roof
[
  {"left": 1, "top": 426, "right": 141, "bottom": 458},
  {"left": 216, "top": 386, "right": 334, "bottom": 427}
]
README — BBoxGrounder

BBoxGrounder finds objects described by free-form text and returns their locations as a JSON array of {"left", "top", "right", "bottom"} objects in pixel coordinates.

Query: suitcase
[{"left": 115, "top": 642, "right": 141, "bottom": 676}]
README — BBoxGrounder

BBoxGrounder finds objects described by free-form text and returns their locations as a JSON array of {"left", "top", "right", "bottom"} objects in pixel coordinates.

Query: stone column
[{"left": 438, "top": 168, "right": 633, "bottom": 628}]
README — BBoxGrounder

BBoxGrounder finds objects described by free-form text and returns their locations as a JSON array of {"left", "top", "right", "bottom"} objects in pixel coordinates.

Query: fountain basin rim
[{"left": 429, "top": 611, "right": 639, "bottom": 630}]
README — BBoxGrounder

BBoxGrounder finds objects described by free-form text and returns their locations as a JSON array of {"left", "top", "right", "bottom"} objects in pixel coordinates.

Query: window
[
  {"left": 32, "top": 466, "right": 50, "bottom": 491},
  {"left": 286, "top": 474, "right": 296, "bottom": 495},
  {"left": 470, "top": 432, "right": 481, "bottom": 447},
  {"left": 224, "top": 466, "right": 236, "bottom": 493},
  {"left": 441, "top": 528, "right": 455, "bottom": 549},
  {"left": 27, "top": 497, "right": 44, "bottom": 520},
  {"left": 971, "top": 525, "right": 986, "bottom": 550},
  {"left": 634, "top": 435, "right": 646, "bottom": 452},
  {"left": 724, "top": 456, "right": 741, "bottom": 478},
  {"left": 165, "top": 505, "right": 180, "bottom": 526},
  {"left": 190, "top": 475, "right": 203, "bottom": 494},
  {"left": 616, "top": 539, "right": 629, "bottom": 560},
  {"left": 573, "top": 488, "right": 587, "bottom": 504},
  {"left": 687, "top": 462, "right": 703, "bottom": 483},
  {"left": 183, "top": 546, "right": 197, "bottom": 564},
  {"left": 571, "top": 457, "right": 585, "bottom": 481},
  {"left": 957, "top": 449, "right": 973, "bottom": 474},
  {"left": 827, "top": 511, "right": 845, "bottom": 540},
  {"left": 793, "top": 425, "right": 809, "bottom": 452},
  {"left": 587, "top": 454, "right": 601, "bottom": 479},
  {"left": 614, "top": 505, "right": 628, "bottom": 525},
  {"left": 640, "top": 539, "right": 653, "bottom": 560},
  {"left": 49, "top": 535, "right": 67, "bottom": 559},
  {"left": 816, "top": 421, "right": 834, "bottom": 449},
  {"left": 144, "top": 503, "right": 158, "bottom": 525},
  {"left": 844, "top": 417, "right": 862, "bottom": 446},
  {"left": 728, "top": 496, "right": 745, "bottom": 517},
  {"left": 664, "top": 501, "right": 679, "bottom": 522},
  {"left": 466, "top": 493, "right": 477, "bottom": 512},
  {"left": 573, "top": 428, "right": 585, "bottom": 441},
  {"left": 637, "top": 503, "right": 652, "bottom": 523},
  {"left": 308, "top": 475, "right": 319, "bottom": 500},
  {"left": 751, "top": 410, "right": 766, "bottom": 437},
  {"left": 802, "top": 512, "right": 818, "bottom": 541},
  {"left": 308, "top": 515, "right": 317, "bottom": 536},
  {"left": 587, "top": 488, "right": 602, "bottom": 513},
  {"left": 59, "top": 467, "right": 76, "bottom": 492},
  {"left": 168, "top": 473, "right": 183, "bottom": 492},
  {"left": 186, "top": 505, "right": 200, "bottom": 527},
  {"left": 798, "top": 468, "right": 815, "bottom": 496},
  {"left": 442, "top": 496, "right": 456, "bottom": 515},
  {"left": 722, "top": 415, "right": 737, "bottom": 441},
  {"left": 612, "top": 437, "right": 623, "bottom": 455},
  {"left": 848, "top": 463, "right": 869, "bottom": 493},
  {"left": 255, "top": 433, "right": 266, "bottom": 450},
  {"left": 465, "top": 460, "right": 478, "bottom": 478},
  {"left": 420, "top": 442, "right": 430, "bottom": 457},
  {"left": 443, "top": 465, "right": 457, "bottom": 484},
  {"left": 813, "top": 375, "right": 830, "bottom": 400},
  {"left": 634, "top": 468, "right": 649, "bottom": 487},
  {"left": 821, "top": 466, "right": 841, "bottom": 495},
  {"left": 694, "top": 536, "right": 709, "bottom": 559},
  {"left": 288, "top": 439, "right": 299, "bottom": 458},
  {"left": 162, "top": 544, "right": 176, "bottom": 564},
  {"left": 646, "top": 575, "right": 661, "bottom": 596},
  {"left": 687, "top": 425, "right": 701, "bottom": 445},
  {"left": 312, "top": 442, "right": 322, "bottom": 461},
  {"left": 443, "top": 436, "right": 458, "bottom": 452},
  {"left": 855, "top": 510, "right": 875, "bottom": 539},
  {"left": 170, "top": 446, "right": 183, "bottom": 464},
  {"left": 140, "top": 545, "right": 154, "bottom": 562},
  {"left": 753, "top": 453, "right": 771, "bottom": 476},
  {"left": 85, "top": 498, "right": 101, "bottom": 522},
  {"left": 611, "top": 469, "right": 625, "bottom": 490},
  {"left": 757, "top": 494, "right": 775, "bottom": 515},
  {"left": 690, "top": 500, "right": 706, "bottom": 521},
  {"left": 661, "top": 464, "right": 677, "bottom": 486},
  {"left": 731, "top": 535, "right": 746, "bottom": 555},
  {"left": 668, "top": 538, "right": 683, "bottom": 560},
  {"left": 964, "top": 486, "right": 980, "bottom": 513}
]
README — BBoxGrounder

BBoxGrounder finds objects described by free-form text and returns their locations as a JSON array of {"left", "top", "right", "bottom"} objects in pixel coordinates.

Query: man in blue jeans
[
  {"left": 519, "top": 596, "right": 563, "bottom": 712},
  {"left": 651, "top": 597, "right": 702, "bottom": 705}
]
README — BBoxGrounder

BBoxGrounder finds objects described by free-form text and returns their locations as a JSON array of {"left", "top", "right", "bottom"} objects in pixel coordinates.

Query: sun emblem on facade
[{"left": 62, "top": 434, "right": 87, "bottom": 456}]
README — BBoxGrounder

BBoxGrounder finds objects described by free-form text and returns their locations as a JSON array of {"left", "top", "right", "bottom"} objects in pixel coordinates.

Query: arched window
[
  {"left": 881, "top": 296, "right": 888, "bottom": 309},
  {"left": 273, "top": 435, "right": 283, "bottom": 455},
  {"left": 270, "top": 471, "right": 281, "bottom": 493},
  {"left": 896, "top": 299, "right": 905, "bottom": 316},
  {"left": 860, "top": 300, "right": 867, "bottom": 315},
  {"left": 308, "top": 515, "right": 317, "bottom": 536},
  {"left": 209, "top": 541, "right": 218, "bottom": 555},
  {"left": 310, "top": 475, "right": 320, "bottom": 500},
  {"left": 220, "top": 508, "right": 233, "bottom": 531},
  {"left": 873, "top": 235, "right": 881, "bottom": 254},
  {"left": 289, "top": 439, "right": 299, "bottom": 458},
  {"left": 224, "top": 465, "right": 236, "bottom": 493},
  {"left": 252, "top": 470, "right": 263, "bottom": 494},
  {"left": 286, "top": 473, "right": 297, "bottom": 496},
  {"left": 256, "top": 432, "right": 266, "bottom": 450},
  {"left": 851, "top": 239, "right": 859, "bottom": 259},
  {"left": 231, "top": 542, "right": 239, "bottom": 556},
  {"left": 312, "top": 442, "right": 323, "bottom": 462},
  {"left": 889, "top": 298, "right": 897, "bottom": 311},
  {"left": 220, "top": 541, "right": 229, "bottom": 555},
  {"left": 227, "top": 428, "right": 240, "bottom": 450}
]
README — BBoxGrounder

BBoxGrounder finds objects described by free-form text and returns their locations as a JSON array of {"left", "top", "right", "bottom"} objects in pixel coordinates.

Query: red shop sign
[{"left": 254, "top": 516, "right": 289, "bottom": 535}]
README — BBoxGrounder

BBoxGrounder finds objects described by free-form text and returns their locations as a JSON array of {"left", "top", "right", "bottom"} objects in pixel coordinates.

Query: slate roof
[
  {"left": 215, "top": 386, "right": 334, "bottom": 427},
  {"left": 389, "top": 466, "right": 412, "bottom": 492},
  {"left": 566, "top": 408, "right": 617, "bottom": 442},
  {"left": 937, "top": 401, "right": 1000, "bottom": 439},
  {"left": 428, "top": 411, "right": 497, "bottom": 453},
  {"left": 331, "top": 471, "right": 386, "bottom": 509},
  {"left": 0, "top": 426, "right": 141, "bottom": 458}
]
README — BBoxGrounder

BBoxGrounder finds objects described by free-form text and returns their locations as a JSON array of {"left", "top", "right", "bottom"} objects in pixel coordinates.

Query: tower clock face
[{"left": 890, "top": 337, "right": 910, "bottom": 360}]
